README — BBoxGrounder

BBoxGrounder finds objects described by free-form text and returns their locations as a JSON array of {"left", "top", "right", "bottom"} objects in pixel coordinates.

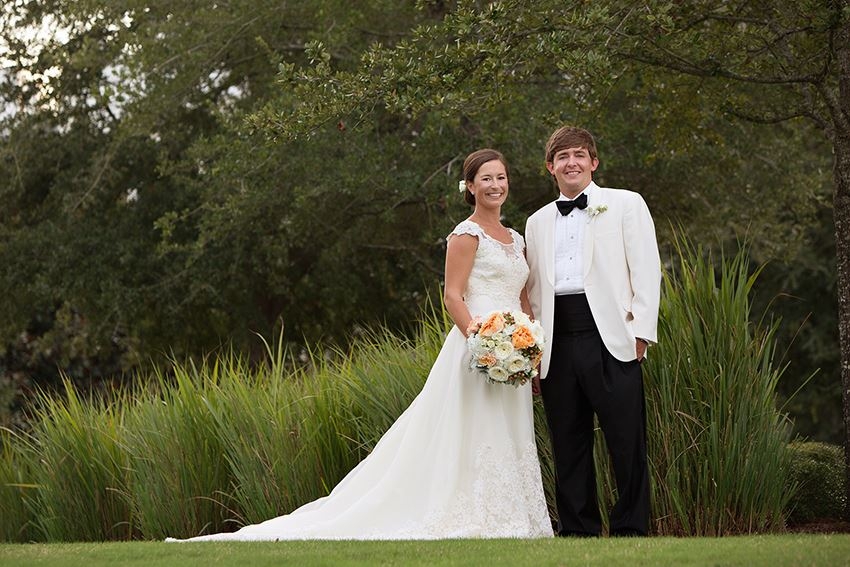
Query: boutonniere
[{"left": 586, "top": 204, "right": 608, "bottom": 219}]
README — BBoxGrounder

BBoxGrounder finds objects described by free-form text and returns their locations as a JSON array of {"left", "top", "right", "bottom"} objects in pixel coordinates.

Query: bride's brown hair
[{"left": 461, "top": 149, "right": 509, "bottom": 206}]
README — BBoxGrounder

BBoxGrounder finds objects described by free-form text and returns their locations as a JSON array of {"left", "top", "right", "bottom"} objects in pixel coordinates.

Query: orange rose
[
  {"left": 478, "top": 313, "right": 505, "bottom": 337},
  {"left": 511, "top": 325, "right": 535, "bottom": 349},
  {"left": 478, "top": 353, "right": 498, "bottom": 367}
]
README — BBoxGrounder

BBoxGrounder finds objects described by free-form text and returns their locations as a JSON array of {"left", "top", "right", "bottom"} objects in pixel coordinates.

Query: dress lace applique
[{"left": 406, "top": 441, "right": 552, "bottom": 539}]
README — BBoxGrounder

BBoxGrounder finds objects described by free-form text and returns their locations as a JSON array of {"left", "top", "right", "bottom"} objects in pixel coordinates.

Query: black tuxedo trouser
[{"left": 540, "top": 293, "right": 650, "bottom": 537}]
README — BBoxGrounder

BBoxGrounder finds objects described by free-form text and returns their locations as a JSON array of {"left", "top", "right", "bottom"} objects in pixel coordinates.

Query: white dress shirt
[{"left": 553, "top": 187, "right": 591, "bottom": 295}]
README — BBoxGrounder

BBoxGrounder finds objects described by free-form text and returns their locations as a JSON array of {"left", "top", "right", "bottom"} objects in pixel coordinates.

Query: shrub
[{"left": 786, "top": 441, "right": 847, "bottom": 524}]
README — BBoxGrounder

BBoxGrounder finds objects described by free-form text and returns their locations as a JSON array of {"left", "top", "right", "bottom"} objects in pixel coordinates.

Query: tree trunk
[
  {"left": 834, "top": 0, "right": 850, "bottom": 521},
  {"left": 837, "top": 128, "right": 850, "bottom": 522}
]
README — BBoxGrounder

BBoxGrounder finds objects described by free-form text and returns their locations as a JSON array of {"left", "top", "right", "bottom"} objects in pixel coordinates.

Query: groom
[{"left": 525, "top": 126, "right": 661, "bottom": 537}]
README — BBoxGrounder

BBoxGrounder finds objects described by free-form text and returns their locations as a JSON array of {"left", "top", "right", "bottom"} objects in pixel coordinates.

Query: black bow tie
[{"left": 556, "top": 193, "right": 588, "bottom": 216}]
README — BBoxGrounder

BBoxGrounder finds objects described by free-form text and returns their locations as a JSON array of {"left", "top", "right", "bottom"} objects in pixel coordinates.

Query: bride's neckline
[{"left": 466, "top": 219, "right": 515, "bottom": 246}]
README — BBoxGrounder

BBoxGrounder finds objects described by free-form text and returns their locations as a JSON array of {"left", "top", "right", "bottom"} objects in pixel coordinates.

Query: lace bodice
[{"left": 447, "top": 220, "right": 529, "bottom": 317}]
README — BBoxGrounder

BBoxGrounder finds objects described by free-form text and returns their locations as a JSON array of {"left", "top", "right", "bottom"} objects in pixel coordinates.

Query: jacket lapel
[
  {"left": 582, "top": 183, "right": 601, "bottom": 279},
  {"left": 543, "top": 203, "right": 557, "bottom": 285}
]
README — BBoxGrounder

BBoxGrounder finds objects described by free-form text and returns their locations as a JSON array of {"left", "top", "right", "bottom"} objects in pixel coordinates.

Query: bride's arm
[
  {"left": 520, "top": 286, "right": 533, "bottom": 320},
  {"left": 521, "top": 242, "right": 535, "bottom": 319},
  {"left": 443, "top": 234, "right": 477, "bottom": 337},
  {"left": 521, "top": 247, "right": 541, "bottom": 395}
]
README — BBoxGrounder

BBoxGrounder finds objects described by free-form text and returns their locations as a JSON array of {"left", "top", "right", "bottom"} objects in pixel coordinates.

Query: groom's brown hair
[{"left": 545, "top": 126, "right": 598, "bottom": 163}]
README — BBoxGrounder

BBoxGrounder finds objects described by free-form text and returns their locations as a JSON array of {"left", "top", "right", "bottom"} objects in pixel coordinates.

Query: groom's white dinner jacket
[{"left": 525, "top": 182, "right": 661, "bottom": 377}]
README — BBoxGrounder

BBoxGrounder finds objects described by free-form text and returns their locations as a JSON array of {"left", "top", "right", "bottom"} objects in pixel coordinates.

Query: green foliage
[
  {"left": 0, "top": 245, "right": 803, "bottom": 541},
  {"left": 247, "top": 0, "right": 845, "bottom": 448},
  {"left": 787, "top": 442, "right": 847, "bottom": 524},
  {"left": 640, "top": 234, "right": 793, "bottom": 535},
  {"left": 253, "top": 0, "right": 618, "bottom": 138},
  {"left": 124, "top": 367, "right": 233, "bottom": 539},
  {"left": 0, "top": 0, "right": 458, "bottom": 420},
  {"left": 27, "top": 385, "right": 135, "bottom": 541},
  {"left": 0, "top": 430, "right": 36, "bottom": 543},
  {"left": 0, "top": 307, "right": 448, "bottom": 541},
  {"left": 586, "top": 233, "right": 798, "bottom": 534},
  {"left": 754, "top": 207, "right": 842, "bottom": 444},
  {"left": 0, "top": 0, "right": 841, "bottom": 449}
]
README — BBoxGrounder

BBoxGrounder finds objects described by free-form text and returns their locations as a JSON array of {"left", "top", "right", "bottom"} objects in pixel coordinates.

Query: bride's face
[{"left": 469, "top": 159, "right": 509, "bottom": 209}]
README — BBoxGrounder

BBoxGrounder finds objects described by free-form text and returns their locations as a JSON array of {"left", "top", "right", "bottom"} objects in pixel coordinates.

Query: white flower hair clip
[{"left": 458, "top": 180, "right": 467, "bottom": 193}]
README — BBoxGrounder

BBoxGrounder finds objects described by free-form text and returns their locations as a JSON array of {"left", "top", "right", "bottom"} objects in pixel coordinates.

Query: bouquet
[{"left": 466, "top": 310, "right": 545, "bottom": 387}]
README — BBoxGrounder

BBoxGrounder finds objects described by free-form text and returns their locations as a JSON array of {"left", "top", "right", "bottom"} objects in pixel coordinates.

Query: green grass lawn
[{"left": 1, "top": 535, "right": 849, "bottom": 566}]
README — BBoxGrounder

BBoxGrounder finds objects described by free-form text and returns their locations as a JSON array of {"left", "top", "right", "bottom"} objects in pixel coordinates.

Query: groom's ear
[
  {"left": 545, "top": 161, "right": 555, "bottom": 175},
  {"left": 591, "top": 158, "right": 599, "bottom": 171}
]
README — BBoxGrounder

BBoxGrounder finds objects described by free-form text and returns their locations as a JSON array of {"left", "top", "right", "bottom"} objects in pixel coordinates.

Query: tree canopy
[{"left": 0, "top": 0, "right": 844, "bottom": 461}]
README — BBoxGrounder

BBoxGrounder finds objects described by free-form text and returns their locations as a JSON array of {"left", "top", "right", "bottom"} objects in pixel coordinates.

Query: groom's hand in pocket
[{"left": 636, "top": 338, "right": 648, "bottom": 361}]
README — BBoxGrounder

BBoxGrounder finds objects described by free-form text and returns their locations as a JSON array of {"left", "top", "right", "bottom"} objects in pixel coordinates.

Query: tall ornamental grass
[
  {"left": 0, "top": 313, "right": 446, "bottom": 542},
  {"left": 26, "top": 386, "right": 135, "bottom": 541},
  {"left": 122, "top": 321, "right": 444, "bottom": 540},
  {"left": 0, "top": 429, "right": 36, "bottom": 542},
  {"left": 0, "top": 242, "right": 795, "bottom": 541},
  {"left": 208, "top": 324, "right": 435, "bottom": 531},
  {"left": 124, "top": 362, "right": 234, "bottom": 538},
  {"left": 640, "top": 237, "right": 793, "bottom": 535}
]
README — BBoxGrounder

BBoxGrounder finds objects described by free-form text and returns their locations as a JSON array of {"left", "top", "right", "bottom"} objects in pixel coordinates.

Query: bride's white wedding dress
[{"left": 168, "top": 220, "right": 552, "bottom": 541}]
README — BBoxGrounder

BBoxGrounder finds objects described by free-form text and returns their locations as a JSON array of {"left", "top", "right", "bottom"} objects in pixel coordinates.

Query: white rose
[
  {"left": 512, "top": 311, "right": 531, "bottom": 327},
  {"left": 529, "top": 321, "right": 545, "bottom": 344},
  {"left": 487, "top": 365, "right": 509, "bottom": 382},
  {"left": 507, "top": 354, "right": 529, "bottom": 374},
  {"left": 494, "top": 341, "right": 515, "bottom": 360}
]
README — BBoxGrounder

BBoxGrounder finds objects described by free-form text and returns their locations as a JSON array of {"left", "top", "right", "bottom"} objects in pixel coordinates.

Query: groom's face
[{"left": 546, "top": 146, "right": 599, "bottom": 198}]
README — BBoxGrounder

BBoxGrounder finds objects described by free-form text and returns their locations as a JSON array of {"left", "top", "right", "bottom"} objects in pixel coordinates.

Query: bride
[{"left": 167, "top": 149, "right": 553, "bottom": 541}]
